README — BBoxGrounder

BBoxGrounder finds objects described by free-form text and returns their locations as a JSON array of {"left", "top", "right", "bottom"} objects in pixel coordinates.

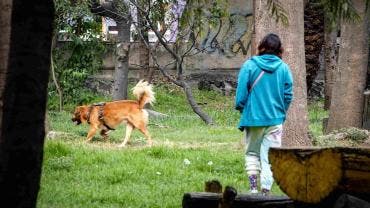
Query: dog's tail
[{"left": 132, "top": 80, "right": 155, "bottom": 109}]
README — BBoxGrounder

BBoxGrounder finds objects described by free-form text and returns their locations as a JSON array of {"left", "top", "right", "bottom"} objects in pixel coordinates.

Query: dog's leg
[
  {"left": 130, "top": 113, "right": 153, "bottom": 147},
  {"left": 86, "top": 125, "right": 99, "bottom": 142},
  {"left": 118, "top": 124, "right": 134, "bottom": 147},
  {"left": 138, "top": 126, "right": 153, "bottom": 147},
  {"left": 100, "top": 129, "right": 109, "bottom": 141}
]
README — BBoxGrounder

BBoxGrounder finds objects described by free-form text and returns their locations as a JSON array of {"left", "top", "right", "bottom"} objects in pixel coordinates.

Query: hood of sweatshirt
[{"left": 251, "top": 54, "right": 283, "bottom": 73}]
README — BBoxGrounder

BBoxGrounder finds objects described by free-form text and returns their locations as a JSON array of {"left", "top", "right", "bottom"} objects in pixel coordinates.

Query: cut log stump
[{"left": 269, "top": 147, "right": 370, "bottom": 204}]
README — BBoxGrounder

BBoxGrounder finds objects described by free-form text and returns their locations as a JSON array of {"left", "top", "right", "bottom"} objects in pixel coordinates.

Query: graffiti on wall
[{"left": 200, "top": 12, "right": 253, "bottom": 57}]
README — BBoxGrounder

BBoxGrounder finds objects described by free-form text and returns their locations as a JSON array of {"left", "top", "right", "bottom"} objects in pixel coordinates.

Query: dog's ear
[
  {"left": 71, "top": 106, "right": 81, "bottom": 124},
  {"left": 71, "top": 106, "right": 86, "bottom": 124},
  {"left": 77, "top": 106, "right": 88, "bottom": 123}
]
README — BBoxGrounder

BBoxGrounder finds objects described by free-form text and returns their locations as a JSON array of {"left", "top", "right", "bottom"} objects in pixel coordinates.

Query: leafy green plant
[
  {"left": 321, "top": 0, "right": 361, "bottom": 28},
  {"left": 51, "top": 39, "right": 106, "bottom": 103},
  {"left": 49, "top": 0, "right": 107, "bottom": 110},
  {"left": 308, "top": 99, "right": 328, "bottom": 138}
]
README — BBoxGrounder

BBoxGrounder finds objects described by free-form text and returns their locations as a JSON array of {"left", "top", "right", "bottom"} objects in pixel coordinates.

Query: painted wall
[{"left": 100, "top": 0, "right": 253, "bottom": 74}]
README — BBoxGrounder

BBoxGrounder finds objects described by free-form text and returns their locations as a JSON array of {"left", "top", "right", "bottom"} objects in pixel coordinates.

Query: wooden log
[
  {"left": 218, "top": 186, "right": 237, "bottom": 208},
  {"left": 204, "top": 180, "right": 223, "bottom": 193},
  {"left": 269, "top": 147, "right": 370, "bottom": 204},
  {"left": 182, "top": 192, "right": 294, "bottom": 208},
  {"left": 333, "top": 194, "right": 370, "bottom": 208},
  {"left": 182, "top": 192, "right": 219, "bottom": 208}
]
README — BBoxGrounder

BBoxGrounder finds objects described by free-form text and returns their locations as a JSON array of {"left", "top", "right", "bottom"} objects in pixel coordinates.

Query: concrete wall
[{"left": 100, "top": 0, "right": 253, "bottom": 79}]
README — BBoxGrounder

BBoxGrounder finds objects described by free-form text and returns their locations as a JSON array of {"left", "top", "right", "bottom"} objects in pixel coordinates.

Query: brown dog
[{"left": 71, "top": 80, "right": 155, "bottom": 147}]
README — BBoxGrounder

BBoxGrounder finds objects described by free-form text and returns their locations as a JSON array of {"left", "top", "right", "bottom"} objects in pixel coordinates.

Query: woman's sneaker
[
  {"left": 261, "top": 188, "right": 270, "bottom": 196},
  {"left": 248, "top": 175, "right": 258, "bottom": 194}
]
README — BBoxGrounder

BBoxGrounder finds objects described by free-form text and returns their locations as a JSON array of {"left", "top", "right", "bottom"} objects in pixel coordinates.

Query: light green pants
[{"left": 245, "top": 124, "right": 283, "bottom": 190}]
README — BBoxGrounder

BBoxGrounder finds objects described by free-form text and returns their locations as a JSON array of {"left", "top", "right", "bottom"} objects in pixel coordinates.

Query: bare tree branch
[
  {"left": 129, "top": 0, "right": 180, "bottom": 61},
  {"left": 90, "top": 0, "right": 129, "bottom": 22},
  {"left": 128, "top": 0, "right": 215, "bottom": 125}
]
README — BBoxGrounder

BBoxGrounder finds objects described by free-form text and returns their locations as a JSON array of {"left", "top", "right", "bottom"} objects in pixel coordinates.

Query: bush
[{"left": 50, "top": 0, "right": 107, "bottom": 110}]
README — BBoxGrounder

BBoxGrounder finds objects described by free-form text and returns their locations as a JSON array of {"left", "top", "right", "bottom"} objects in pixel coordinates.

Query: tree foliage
[
  {"left": 126, "top": 0, "right": 231, "bottom": 124},
  {"left": 50, "top": 0, "right": 106, "bottom": 110},
  {"left": 54, "top": 0, "right": 102, "bottom": 38},
  {"left": 50, "top": 39, "right": 106, "bottom": 108},
  {"left": 321, "top": 0, "right": 361, "bottom": 28}
]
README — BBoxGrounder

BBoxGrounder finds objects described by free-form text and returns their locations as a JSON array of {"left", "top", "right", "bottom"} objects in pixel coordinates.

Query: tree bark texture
[
  {"left": 269, "top": 147, "right": 370, "bottom": 204},
  {"left": 137, "top": 41, "right": 151, "bottom": 80},
  {"left": 182, "top": 80, "right": 214, "bottom": 125},
  {"left": 254, "top": 0, "right": 310, "bottom": 146},
  {"left": 0, "top": 0, "right": 54, "bottom": 207},
  {"left": 113, "top": 21, "right": 131, "bottom": 100},
  {"left": 326, "top": 0, "right": 369, "bottom": 133},
  {"left": 0, "top": 0, "right": 12, "bottom": 137},
  {"left": 304, "top": 1, "right": 324, "bottom": 95},
  {"left": 323, "top": 17, "right": 338, "bottom": 110},
  {"left": 90, "top": 0, "right": 131, "bottom": 101}
]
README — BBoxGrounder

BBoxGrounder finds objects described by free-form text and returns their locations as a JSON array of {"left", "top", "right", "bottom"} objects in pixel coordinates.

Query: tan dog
[{"left": 71, "top": 80, "right": 155, "bottom": 147}]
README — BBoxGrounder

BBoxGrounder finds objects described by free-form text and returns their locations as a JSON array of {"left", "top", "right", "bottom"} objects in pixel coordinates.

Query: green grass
[
  {"left": 38, "top": 85, "right": 324, "bottom": 208},
  {"left": 39, "top": 142, "right": 249, "bottom": 208},
  {"left": 308, "top": 99, "right": 328, "bottom": 139}
]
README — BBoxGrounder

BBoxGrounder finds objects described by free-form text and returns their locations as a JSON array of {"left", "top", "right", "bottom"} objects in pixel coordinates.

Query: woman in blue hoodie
[{"left": 235, "top": 33, "right": 293, "bottom": 195}]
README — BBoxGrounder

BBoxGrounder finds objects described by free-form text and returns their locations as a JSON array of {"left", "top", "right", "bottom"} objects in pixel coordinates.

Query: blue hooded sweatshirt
[{"left": 235, "top": 54, "right": 293, "bottom": 130}]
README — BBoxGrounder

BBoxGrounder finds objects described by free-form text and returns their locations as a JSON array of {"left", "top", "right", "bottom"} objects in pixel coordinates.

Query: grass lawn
[{"left": 37, "top": 84, "right": 326, "bottom": 208}]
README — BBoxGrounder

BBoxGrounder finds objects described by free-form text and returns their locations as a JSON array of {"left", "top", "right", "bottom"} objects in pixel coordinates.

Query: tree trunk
[
  {"left": 304, "top": 1, "right": 324, "bottom": 95},
  {"left": 0, "top": 0, "right": 12, "bottom": 136},
  {"left": 136, "top": 4, "right": 152, "bottom": 82},
  {"left": 51, "top": 35, "right": 63, "bottom": 111},
  {"left": 269, "top": 147, "right": 370, "bottom": 204},
  {"left": 181, "top": 80, "right": 214, "bottom": 125},
  {"left": 326, "top": 0, "right": 369, "bottom": 133},
  {"left": 254, "top": 0, "right": 311, "bottom": 146},
  {"left": 323, "top": 18, "right": 338, "bottom": 110},
  {"left": 113, "top": 21, "right": 131, "bottom": 100},
  {"left": 0, "top": 0, "right": 54, "bottom": 207},
  {"left": 89, "top": 0, "right": 132, "bottom": 100},
  {"left": 137, "top": 40, "right": 151, "bottom": 81}
]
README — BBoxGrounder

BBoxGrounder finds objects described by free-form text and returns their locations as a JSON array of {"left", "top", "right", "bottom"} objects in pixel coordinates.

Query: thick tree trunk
[
  {"left": 0, "top": 0, "right": 12, "bottom": 135},
  {"left": 90, "top": 0, "right": 132, "bottom": 100},
  {"left": 113, "top": 21, "right": 131, "bottom": 100},
  {"left": 269, "top": 147, "right": 370, "bottom": 204},
  {"left": 323, "top": 19, "right": 338, "bottom": 110},
  {"left": 254, "top": 0, "right": 311, "bottom": 146},
  {"left": 0, "top": 0, "right": 54, "bottom": 207},
  {"left": 304, "top": 1, "right": 324, "bottom": 95},
  {"left": 326, "top": 0, "right": 369, "bottom": 133}
]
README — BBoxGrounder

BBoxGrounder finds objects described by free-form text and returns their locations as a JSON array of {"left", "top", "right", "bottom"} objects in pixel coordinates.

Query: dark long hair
[{"left": 257, "top": 33, "right": 283, "bottom": 58}]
